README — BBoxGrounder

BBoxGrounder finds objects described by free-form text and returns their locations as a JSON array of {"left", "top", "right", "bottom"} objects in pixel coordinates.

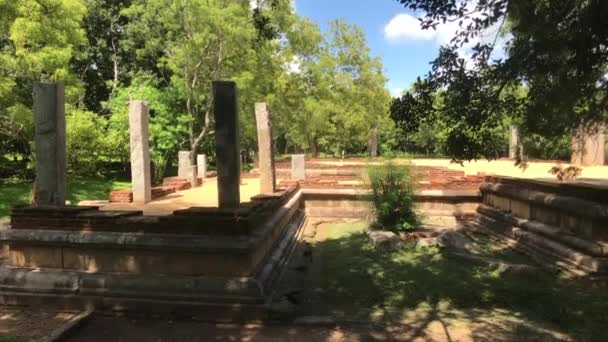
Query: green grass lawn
[
  {"left": 307, "top": 222, "right": 608, "bottom": 341},
  {"left": 0, "top": 177, "right": 130, "bottom": 222}
]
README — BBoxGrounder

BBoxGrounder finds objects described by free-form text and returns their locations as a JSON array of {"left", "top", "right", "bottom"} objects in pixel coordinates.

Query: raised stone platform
[
  {"left": 475, "top": 176, "right": 608, "bottom": 276},
  {"left": 0, "top": 186, "right": 304, "bottom": 320}
]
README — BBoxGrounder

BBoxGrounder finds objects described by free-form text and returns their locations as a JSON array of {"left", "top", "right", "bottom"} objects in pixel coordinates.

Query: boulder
[
  {"left": 416, "top": 231, "right": 473, "bottom": 252},
  {"left": 437, "top": 231, "right": 473, "bottom": 251},
  {"left": 367, "top": 230, "right": 402, "bottom": 251}
]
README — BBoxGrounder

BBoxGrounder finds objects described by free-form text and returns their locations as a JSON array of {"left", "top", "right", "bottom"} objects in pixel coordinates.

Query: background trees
[
  {"left": 391, "top": 0, "right": 608, "bottom": 162},
  {"left": 0, "top": 0, "right": 393, "bottom": 181}
]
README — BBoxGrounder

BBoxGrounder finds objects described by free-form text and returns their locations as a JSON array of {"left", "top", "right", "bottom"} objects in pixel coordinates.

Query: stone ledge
[
  {"left": 477, "top": 205, "right": 608, "bottom": 275},
  {"left": 480, "top": 182, "right": 608, "bottom": 220},
  {"left": 0, "top": 229, "right": 253, "bottom": 253},
  {"left": 478, "top": 204, "right": 608, "bottom": 257}
]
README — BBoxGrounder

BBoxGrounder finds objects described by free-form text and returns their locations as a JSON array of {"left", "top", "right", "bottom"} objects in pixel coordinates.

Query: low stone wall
[
  {"left": 477, "top": 176, "right": 608, "bottom": 276},
  {"left": 302, "top": 188, "right": 480, "bottom": 226}
]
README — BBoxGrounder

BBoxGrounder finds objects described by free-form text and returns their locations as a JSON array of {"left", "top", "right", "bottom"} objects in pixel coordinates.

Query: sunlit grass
[{"left": 0, "top": 177, "right": 130, "bottom": 221}]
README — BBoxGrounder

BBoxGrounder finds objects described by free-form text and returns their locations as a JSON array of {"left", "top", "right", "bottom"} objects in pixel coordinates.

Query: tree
[
  {"left": 392, "top": 0, "right": 608, "bottom": 161},
  {"left": 0, "top": 0, "right": 87, "bottom": 175}
]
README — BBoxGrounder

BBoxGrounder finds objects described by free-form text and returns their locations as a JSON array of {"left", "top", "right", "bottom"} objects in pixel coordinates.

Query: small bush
[{"left": 364, "top": 161, "right": 420, "bottom": 233}]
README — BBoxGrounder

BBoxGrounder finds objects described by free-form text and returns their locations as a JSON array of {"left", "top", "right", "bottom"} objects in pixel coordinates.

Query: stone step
[
  {"left": 478, "top": 204, "right": 608, "bottom": 257},
  {"left": 476, "top": 209, "right": 608, "bottom": 275}
]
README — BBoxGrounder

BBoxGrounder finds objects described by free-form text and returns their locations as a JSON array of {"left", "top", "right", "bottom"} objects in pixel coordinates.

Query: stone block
[
  {"left": 291, "top": 154, "right": 305, "bottom": 180},
  {"left": 197, "top": 154, "right": 207, "bottom": 181},
  {"left": 177, "top": 151, "right": 191, "bottom": 179},
  {"left": 367, "top": 231, "right": 402, "bottom": 251},
  {"left": 510, "top": 199, "right": 531, "bottom": 219},
  {"left": 8, "top": 245, "right": 63, "bottom": 268},
  {"left": 62, "top": 248, "right": 255, "bottom": 277}
]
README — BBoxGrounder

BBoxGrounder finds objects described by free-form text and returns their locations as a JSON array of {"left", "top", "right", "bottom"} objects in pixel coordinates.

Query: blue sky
[{"left": 293, "top": 0, "right": 481, "bottom": 97}]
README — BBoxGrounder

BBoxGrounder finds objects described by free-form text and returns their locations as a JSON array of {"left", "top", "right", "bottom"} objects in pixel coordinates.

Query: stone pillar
[
  {"left": 509, "top": 126, "right": 519, "bottom": 159},
  {"left": 368, "top": 126, "right": 378, "bottom": 158},
  {"left": 32, "top": 82, "right": 66, "bottom": 206},
  {"left": 197, "top": 154, "right": 207, "bottom": 181},
  {"left": 291, "top": 154, "right": 305, "bottom": 181},
  {"left": 177, "top": 151, "right": 191, "bottom": 179},
  {"left": 213, "top": 81, "right": 240, "bottom": 209},
  {"left": 128, "top": 101, "right": 152, "bottom": 203},
  {"left": 255, "top": 103, "right": 276, "bottom": 193},
  {"left": 572, "top": 126, "right": 605, "bottom": 166}
]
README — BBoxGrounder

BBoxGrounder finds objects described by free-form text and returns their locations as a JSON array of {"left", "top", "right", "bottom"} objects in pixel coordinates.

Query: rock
[
  {"left": 416, "top": 237, "right": 440, "bottom": 248},
  {"left": 437, "top": 231, "right": 473, "bottom": 251},
  {"left": 367, "top": 230, "right": 402, "bottom": 251},
  {"left": 269, "top": 297, "right": 297, "bottom": 315},
  {"left": 415, "top": 231, "right": 473, "bottom": 251}
]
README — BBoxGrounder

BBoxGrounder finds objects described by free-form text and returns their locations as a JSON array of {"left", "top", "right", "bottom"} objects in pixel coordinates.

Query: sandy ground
[
  {"left": 315, "top": 158, "right": 608, "bottom": 180},
  {"left": 100, "top": 178, "right": 263, "bottom": 216}
]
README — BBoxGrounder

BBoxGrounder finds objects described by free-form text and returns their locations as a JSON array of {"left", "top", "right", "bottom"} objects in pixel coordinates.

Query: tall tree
[{"left": 392, "top": 0, "right": 608, "bottom": 161}]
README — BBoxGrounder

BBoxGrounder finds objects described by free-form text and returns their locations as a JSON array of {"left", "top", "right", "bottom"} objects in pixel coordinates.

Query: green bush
[{"left": 364, "top": 161, "right": 420, "bottom": 232}]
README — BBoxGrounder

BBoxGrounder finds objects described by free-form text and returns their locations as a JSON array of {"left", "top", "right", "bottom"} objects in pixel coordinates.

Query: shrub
[{"left": 364, "top": 161, "right": 420, "bottom": 233}]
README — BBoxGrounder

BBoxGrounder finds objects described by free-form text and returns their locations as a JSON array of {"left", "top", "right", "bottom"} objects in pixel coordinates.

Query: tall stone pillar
[
  {"left": 128, "top": 101, "right": 152, "bottom": 203},
  {"left": 197, "top": 154, "right": 207, "bottom": 181},
  {"left": 291, "top": 154, "right": 305, "bottom": 181},
  {"left": 255, "top": 103, "right": 276, "bottom": 193},
  {"left": 508, "top": 126, "right": 519, "bottom": 159},
  {"left": 213, "top": 81, "right": 240, "bottom": 209},
  {"left": 33, "top": 82, "right": 66, "bottom": 206},
  {"left": 368, "top": 126, "right": 378, "bottom": 158},
  {"left": 572, "top": 126, "right": 605, "bottom": 166}
]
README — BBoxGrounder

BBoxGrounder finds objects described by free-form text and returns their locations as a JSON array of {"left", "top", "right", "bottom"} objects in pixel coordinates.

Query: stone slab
[{"left": 291, "top": 154, "right": 305, "bottom": 180}]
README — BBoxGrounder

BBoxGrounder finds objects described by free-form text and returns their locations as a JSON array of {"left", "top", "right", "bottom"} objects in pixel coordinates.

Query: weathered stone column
[
  {"left": 572, "top": 126, "right": 605, "bottom": 166},
  {"left": 128, "top": 101, "right": 152, "bottom": 203},
  {"left": 33, "top": 82, "right": 66, "bottom": 206},
  {"left": 197, "top": 154, "right": 207, "bottom": 181},
  {"left": 213, "top": 81, "right": 240, "bottom": 209},
  {"left": 255, "top": 103, "right": 276, "bottom": 193},
  {"left": 291, "top": 154, "right": 305, "bottom": 181},
  {"left": 508, "top": 126, "right": 519, "bottom": 159},
  {"left": 177, "top": 151, "right": 191, "bottom": 179},
  {"left": 368, "top": 126, "right": 378, "bottom": 158}
]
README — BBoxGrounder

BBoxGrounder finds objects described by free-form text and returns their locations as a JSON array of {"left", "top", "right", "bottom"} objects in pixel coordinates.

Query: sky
[{"left": 293, "top": 0, "right": 491, "bottom": 97}]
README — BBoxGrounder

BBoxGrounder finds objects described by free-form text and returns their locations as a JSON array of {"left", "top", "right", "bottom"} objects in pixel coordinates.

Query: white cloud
[
  {"left": 384, "top": 14, "right": 435, "bottom": 42},
  {"left": 384, "top": 11, "right": 508, "bottom": 68}
]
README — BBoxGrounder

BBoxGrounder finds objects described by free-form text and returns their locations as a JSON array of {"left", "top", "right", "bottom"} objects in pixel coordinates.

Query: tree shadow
[{"left": 292, "top": 222, "right": 608, "bottom": 341}]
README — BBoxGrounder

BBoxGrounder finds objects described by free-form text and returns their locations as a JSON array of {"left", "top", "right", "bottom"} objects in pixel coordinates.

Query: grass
[
  {"left": 0, "top": 176, "right": 130, "bottom": 221},
  {"left": 306, "top": 222, "right": 608, "bottom": 341}
]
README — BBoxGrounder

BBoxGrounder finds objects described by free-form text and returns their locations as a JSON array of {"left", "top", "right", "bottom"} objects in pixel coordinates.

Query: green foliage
[
  {"left": 522, "top": 134, "right": 572, "bottom": 161},
  {"left": 66, "top": 109, "right": 107, "bottom": 175},
  {"left": 393, "top": 0, "right": 608, "bottom": 161},
  {"left": 107, "top": 78, "right": 189, "bottom": 183},
  {"left": 365, "top": 161, "right": 420, "bottom": 232}
]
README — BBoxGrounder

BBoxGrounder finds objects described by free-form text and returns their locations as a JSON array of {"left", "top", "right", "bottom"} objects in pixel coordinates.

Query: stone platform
[
  {"left": 0, "top": 186, "right": 304, "bottom": 320},
  {"left": 474, "top": 176, "right": 608, "bottom": 276}
]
